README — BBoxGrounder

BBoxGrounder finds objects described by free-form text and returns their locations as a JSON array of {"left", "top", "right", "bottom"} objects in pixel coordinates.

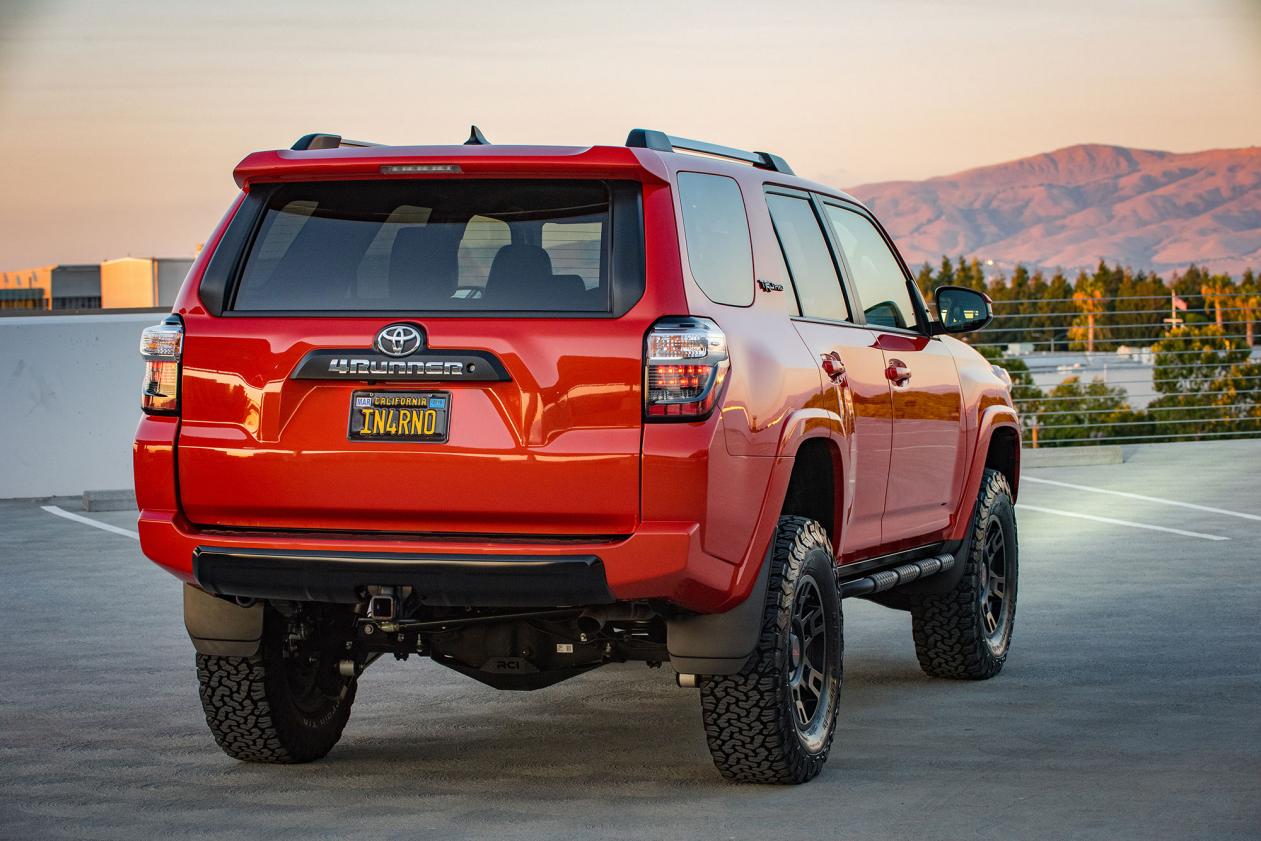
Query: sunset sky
[{"left": 1, "top": 0, "right": 1258, "bottom": 268}]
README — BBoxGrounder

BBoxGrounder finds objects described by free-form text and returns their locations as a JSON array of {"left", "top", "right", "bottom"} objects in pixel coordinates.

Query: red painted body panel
[
  {"left": 788, "top": 320, "right": 891, "bottom": 557},
  {"left": 875, "top": 332, "right": 967, "bottom": 547},
  {"left": 133, "top": 141, "right": 1018, "bottom": 615}
]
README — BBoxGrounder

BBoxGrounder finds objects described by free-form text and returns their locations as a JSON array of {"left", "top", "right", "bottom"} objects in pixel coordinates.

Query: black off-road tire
[
  {"left": 700, "top": 516, "right": 843, "bottom": 784},
  {"left": 911, "top": 468, "right": 1018, "bottom": 680},
  {"left": 196, "top": 606, "right": 357, "bottom": 763}
]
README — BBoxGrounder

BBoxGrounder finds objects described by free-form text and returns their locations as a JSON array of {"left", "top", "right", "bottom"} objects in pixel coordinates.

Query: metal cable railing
[{"left": 966, "top": 293, "right": 1261, "bottom": 448}]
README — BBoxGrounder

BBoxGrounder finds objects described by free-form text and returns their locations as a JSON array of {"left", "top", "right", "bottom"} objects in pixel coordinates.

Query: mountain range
[{"left": 847, "top": 144, "right": 1261, "bottom": 277}]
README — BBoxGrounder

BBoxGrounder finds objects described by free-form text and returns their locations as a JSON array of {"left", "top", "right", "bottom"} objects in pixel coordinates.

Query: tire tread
[
  {"left": 700, "top": 516, "right": 841, "bottom": 784},
  {"left": 910, "top": 469, "right": 1017, "bottom": 680}
]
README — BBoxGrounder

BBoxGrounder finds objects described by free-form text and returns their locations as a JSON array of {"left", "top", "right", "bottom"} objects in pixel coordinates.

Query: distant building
[
  {"left": 0, "top": 264, "right": 102, "bottom": 310},
  {"left": 99, "top": 258, "right": 194, "bottom": 308}
]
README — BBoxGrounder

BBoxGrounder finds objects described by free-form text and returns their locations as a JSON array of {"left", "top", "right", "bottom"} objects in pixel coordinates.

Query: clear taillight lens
[
  {"left": 645, "top": 317, "right": 728, "bottom": 420},
  {"left": 139, "top": 316, "right": 183, "bottom": 414}
]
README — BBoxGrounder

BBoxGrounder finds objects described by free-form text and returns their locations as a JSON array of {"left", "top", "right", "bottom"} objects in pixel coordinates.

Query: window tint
[
  {"left": 231, "top": 180, "right": 614, "bottom": 312},
  {"left": 765, "top": 194, "right": 849, "bottom": 321},
  {"left": 677, "top": 173, "right": 754, "bottom": 306},
  {"left": 543, "top": 219, "right": 604, "bottom": 290},
  {"left": 457, "top": 215, "right": 511, "bottom": 291},
  {"left": 823, "top": 204, "right": 917, "bottom": 330}
]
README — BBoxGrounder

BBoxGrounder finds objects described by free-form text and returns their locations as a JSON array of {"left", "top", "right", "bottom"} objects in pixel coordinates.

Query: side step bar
[{"left": 839, "top": 553, "right": 956, "bottom": 599}]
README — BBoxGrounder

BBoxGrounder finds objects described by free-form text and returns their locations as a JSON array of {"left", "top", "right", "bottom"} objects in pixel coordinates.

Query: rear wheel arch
[{"left": 779, "top": 436, "right": 842, "bottom": 548}]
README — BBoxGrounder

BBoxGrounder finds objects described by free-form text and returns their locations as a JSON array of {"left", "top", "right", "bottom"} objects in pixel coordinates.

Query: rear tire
[
  {"left": 196, "top": 605, "right": 357, "bottom": 763},
  {"left": 911, "top": 468, "right": 1018, "bottom": 679},
  {"left": 700, "top": 516, "right": 843, "bottom": 784}
]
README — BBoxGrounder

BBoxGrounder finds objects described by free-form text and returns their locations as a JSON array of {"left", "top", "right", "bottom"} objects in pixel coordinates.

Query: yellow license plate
[{"left": 348, "top": 391, "right": 449, "bottom": 443}]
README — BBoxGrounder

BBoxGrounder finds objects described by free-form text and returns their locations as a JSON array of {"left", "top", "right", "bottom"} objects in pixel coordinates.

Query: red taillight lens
[
  {"left": 644, "top": 317, "right": 728, "bottom": 420},
  {"left": 139, "top": 317, "right": 183, "bottom": 414}
]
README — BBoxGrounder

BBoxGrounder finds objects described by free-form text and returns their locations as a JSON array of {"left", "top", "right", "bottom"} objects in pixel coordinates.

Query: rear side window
[
  {"left": 765, "top": 194, "right": 850, "bottom": 322},
  {"left": 822, "top": 204, "right": 918, "bottom": 330},
  {"left": 230, "top": 181, "right": 616, "bottom": 313},
  {"left": 677, "top": 173, "right": 754, "bottom": 306}
]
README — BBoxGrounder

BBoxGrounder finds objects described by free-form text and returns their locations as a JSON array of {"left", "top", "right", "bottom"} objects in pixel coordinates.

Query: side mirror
[{"left": 933, "top": 286, "right": 993, "bottom": 334}]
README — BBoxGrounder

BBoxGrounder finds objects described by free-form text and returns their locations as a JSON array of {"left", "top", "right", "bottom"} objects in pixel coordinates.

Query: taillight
[
  {"left": 644, "top": 317, "right": 728, "bottom": 420},
  {"left": 139, "top": 316, "right": 183, "bottom": 414}
]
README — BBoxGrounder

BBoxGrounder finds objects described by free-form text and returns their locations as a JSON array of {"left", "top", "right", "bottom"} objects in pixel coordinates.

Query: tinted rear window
[{"left": 230, "top": 181, "right": 613, "bottom": 312}]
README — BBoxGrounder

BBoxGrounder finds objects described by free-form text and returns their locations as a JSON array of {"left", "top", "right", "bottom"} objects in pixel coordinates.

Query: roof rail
[
  {"left": 625, "top": 128, "right": 794, "bottom": 175},
  {"left": 290, "top": 133, "right": 381, "bottom": 151}
]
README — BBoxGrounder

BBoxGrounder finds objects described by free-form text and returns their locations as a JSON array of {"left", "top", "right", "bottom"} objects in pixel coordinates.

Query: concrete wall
[{"left": 0, "top": 312, "right": 158, "bottom": 498}]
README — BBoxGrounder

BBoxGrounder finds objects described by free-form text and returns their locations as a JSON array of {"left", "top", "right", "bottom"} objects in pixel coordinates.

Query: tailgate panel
[{"left": 176, "top": 318, "right": 644, "bottom": 535}]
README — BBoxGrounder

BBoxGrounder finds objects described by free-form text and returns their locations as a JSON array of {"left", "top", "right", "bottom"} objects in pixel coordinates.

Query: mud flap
[
  {"left": 666, "top": 544, "right": 771, "bottom": 676},
  {"left": 183, "top": 584, "right": 263, "bottom": 656}
]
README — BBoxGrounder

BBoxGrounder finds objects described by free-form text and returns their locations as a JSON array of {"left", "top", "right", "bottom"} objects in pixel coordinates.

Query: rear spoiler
[{"left": 232, "top": 144, "right": 671, "bottom": 188}]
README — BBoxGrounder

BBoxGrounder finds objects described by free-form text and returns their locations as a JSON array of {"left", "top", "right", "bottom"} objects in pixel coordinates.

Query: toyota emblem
[{"left": 374, "top": 323, "right": 424, "bottom": 357}]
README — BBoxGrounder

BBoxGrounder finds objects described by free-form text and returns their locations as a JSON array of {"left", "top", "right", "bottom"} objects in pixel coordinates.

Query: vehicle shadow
[{"left": 217, "top": 658, "right": 941, "bottom": 793}]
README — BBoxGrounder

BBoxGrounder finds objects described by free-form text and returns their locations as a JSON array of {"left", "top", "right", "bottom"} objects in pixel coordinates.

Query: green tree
[
  {"left": 1070, "top": 272, "right": 1108, "bottom": 352},
  {"left": 1234, "top": 269, "right": 1258, "bottom": 347},
  {"left": 1148, "top": 325, "right": 1261, "bottom": 440},
  {"left": 1200, "top": 274, "right": 1236, "bottom": 330},
  {"left": 1030, "top": 376, "right": 1145, "bottom": 447}
]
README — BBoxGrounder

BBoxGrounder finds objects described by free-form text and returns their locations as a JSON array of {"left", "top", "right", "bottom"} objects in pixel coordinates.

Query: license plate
[{"left": 348, "top": 391, "right": 449, "bottom": 443}]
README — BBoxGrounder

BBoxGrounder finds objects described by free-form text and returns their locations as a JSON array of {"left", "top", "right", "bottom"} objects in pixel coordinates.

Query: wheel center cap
[{"left": 790, "top": 633, "right": 802, "bottom": 669}]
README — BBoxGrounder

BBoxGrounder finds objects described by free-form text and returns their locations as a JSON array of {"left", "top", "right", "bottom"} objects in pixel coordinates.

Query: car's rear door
[
  {"left": 819, "top": 200, "right": 966, "bottom": 546},
  {"left": 176, "top": 177, "right": 649, "bottom": 537},
  {"left": 763, "top": 188, "right": 893, "bottom": 558}
]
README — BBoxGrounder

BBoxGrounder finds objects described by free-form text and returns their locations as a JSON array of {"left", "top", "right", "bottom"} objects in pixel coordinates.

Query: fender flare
[{"left": 956, "top": 404, "right": 1021, "bottom": 533}]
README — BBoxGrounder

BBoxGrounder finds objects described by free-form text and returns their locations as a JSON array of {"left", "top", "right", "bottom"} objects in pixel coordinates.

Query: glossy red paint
[{"left": 133, "top": 140, "right": 1018, "bottom": 615}]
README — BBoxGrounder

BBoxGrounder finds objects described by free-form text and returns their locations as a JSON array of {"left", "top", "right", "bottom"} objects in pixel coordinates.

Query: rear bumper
[
  {"left": 194, "top": 545, "right": 614, "bottom": 607},
  {"left": 138, "top": 509, "right": 761, "bottom": 613},
  {"left": 135, "top": 416, "right": 795, "bottom": 614}
]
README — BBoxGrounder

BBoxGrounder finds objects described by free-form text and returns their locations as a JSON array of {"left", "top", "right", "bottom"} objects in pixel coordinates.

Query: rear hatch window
[{"left": 228, "top": 180, "right": 621, "bottom": 313}]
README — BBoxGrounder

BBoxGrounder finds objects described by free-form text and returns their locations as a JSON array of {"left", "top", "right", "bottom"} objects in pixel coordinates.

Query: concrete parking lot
[{"left": 1, "top": 439, "right": 1258, "bottom": 840}]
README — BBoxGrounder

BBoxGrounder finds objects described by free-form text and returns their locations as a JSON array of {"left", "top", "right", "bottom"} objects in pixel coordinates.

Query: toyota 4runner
[{"left": 134, "top": 127, "right": 1020, "bottom": 783}]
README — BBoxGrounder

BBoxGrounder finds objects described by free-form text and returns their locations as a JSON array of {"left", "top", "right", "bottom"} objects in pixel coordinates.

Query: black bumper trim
[{"left": 193, "top": 546, "right": 615, "bottom": 607}]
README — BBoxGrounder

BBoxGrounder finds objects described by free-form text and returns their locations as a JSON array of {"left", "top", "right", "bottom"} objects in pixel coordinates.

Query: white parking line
[
  {"left": 41, "top": 505, "right": 139, "bottom": 540},
  {"left": 1016, "top": 504, "right": 1229, "bottom": 541},
  {"left": 1023, "top": 476, "right": 1261, "bottom": 522}
]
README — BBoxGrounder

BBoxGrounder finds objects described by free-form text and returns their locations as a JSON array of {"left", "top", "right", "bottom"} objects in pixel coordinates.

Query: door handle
[
  {"left": 885, "top": 358, "right": 912, "bottom": 386},
  {"left": 820, "top": 352, "right": 847, "bottom": 385}
]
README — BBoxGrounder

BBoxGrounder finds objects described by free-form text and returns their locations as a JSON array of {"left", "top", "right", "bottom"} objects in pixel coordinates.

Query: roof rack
[
  {"left": 290, "top": 133, "right": 382, "bottom": 151},
  {"left": 625, "top": 128, "right": 794, "bottom": 175}
]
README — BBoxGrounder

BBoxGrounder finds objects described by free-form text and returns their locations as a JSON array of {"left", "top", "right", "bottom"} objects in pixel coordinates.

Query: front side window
[
  {"left": 231, "top": 180, "right": 614, "bottom": 312},
  {"left": 766, "top": 193, "right": 849, "bottom": 322},
  {"left": 677, "top": 173, "right": 754, "bottom": 306},
  {"left": 822, "top": 204, "right": 918, "bottom": 330}
]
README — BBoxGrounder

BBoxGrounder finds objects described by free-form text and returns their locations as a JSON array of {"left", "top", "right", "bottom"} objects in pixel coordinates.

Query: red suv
[{"left": 134, "top": 127, "right": 1020, "bottom": 783}]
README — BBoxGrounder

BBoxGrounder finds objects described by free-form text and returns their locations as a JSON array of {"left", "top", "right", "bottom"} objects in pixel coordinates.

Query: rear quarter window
[{"left": 677, "top": 172, "right": 754, "bottom": 307}]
